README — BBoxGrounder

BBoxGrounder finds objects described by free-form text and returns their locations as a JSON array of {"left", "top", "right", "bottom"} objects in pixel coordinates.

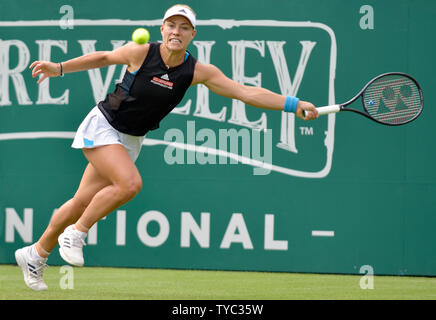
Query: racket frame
[{"left": 307, "top": 72, "right": 424, "bottom": 126}]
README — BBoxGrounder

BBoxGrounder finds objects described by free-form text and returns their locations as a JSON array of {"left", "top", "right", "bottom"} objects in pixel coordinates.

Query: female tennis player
[{"left": 15, "top": 4, "right": 318, "bottom": 290}]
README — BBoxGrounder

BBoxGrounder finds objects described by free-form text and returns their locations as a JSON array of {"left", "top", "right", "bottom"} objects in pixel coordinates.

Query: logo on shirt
[{"left": 151, "top": 74, "right": 173, "bottom": 90}]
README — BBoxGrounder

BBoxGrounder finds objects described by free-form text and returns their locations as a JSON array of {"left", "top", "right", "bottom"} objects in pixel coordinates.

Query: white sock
[
  {"left": 71, "top": 225, "right": 88, "bottom": 239},
  {"left": 30, "top": 244, "right": 46, "bottom": 261},
  {"left": 76, "top": 229, "right": 87, "bottom": 239}
]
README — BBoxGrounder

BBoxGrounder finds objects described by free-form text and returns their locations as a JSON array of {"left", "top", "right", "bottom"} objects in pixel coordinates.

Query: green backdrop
[{"left": 1, "top": 0, "right": 435, "bottom": 276}]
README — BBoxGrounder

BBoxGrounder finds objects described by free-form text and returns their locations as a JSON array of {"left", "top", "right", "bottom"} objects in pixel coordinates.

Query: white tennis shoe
[
  {"left": 58, "top": 225, "right": 87, "bottom": 267},
  {"left": 15, "top": 246, "right": 48, "bottom": 291}
]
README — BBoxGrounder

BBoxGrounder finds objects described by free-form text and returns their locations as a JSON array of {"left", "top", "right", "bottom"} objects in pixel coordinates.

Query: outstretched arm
[
  {"left": 29, "top": 41, "right": 149, "bottom": 84},
  {"left": 191, "top": 63, "right": 318, "bottom": 120}
]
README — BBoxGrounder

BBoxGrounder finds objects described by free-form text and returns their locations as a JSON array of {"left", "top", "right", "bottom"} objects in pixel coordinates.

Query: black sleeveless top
[{"left": 98, "top": 42, "right": 197, "bottom": 136}]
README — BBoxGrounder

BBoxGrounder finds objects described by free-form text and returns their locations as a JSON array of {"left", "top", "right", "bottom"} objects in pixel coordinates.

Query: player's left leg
[{"left": 58, "top": 144, "right": 142, "bottom": 267}]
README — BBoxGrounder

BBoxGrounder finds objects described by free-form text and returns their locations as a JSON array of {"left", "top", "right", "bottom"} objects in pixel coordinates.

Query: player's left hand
[{"left": 296, "top": 100, "right": 319, "bottom": 120}]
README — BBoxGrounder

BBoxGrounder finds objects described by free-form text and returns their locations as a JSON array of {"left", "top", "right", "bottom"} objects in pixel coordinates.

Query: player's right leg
[
  {"left": 15, "top": 163, "right": 110, "bottom": 290},
  {"left": 15, "top": 245, "right": 49, "bottom": 291}
]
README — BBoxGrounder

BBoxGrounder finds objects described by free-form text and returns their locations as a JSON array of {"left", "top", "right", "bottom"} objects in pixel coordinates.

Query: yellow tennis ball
[{"left": 132, "top": 28, "right": 150, "bottom": 44}]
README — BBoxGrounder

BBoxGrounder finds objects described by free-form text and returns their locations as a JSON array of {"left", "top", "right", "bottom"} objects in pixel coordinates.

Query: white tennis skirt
[{"left": 72, "top": 106, "right": 145, "bottom": 162}]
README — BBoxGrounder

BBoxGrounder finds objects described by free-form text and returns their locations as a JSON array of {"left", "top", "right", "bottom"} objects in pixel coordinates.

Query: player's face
[{"left": 161, "top": 16, "right": 196, "bottom": 51}]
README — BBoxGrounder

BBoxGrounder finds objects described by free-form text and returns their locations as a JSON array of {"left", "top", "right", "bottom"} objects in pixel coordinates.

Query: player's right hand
[{"left": 29, "top": 61, "right": 61, "bottom": 84}]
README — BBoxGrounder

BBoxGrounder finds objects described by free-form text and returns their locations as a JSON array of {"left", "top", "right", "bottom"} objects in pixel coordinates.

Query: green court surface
[{"left": 1, "top": 264, "right": 435, "bottom": 300}]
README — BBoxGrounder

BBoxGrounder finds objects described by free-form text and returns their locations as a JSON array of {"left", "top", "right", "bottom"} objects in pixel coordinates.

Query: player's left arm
[{"left": 192, "top": 63, "right": 318, "bottom": 120}]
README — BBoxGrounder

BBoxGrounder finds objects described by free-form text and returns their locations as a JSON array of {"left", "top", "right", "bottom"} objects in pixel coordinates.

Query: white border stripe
[
  {"left": 312, "top": 230, "right": 335, "bottom": 237},
  {"left": 0, "top": 132, "right": 75, "bottom": 140}
]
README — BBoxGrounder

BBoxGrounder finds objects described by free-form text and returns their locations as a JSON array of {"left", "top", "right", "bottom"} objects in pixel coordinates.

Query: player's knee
[{"left": 118, "top": 176, "right": 142, "bottom": 201}]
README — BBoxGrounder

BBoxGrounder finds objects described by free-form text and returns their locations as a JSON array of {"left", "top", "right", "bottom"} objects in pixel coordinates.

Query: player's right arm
[{"left": 29, "top": 42, "right": 149, "bottom": 84}]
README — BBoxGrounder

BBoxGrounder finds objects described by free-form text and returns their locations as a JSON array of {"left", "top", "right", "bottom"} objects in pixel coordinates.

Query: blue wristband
[{"left": 283, "top": 96, "right": 299, "bottom": 113}]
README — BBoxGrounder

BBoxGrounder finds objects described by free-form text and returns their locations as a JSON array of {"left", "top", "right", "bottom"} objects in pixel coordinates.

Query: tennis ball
[{"left": 132, "top": 28, "right": 150, "bottom": 44}]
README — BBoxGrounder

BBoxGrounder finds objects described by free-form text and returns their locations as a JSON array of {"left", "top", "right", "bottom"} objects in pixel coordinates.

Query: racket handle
[{"left": 304, "top": 105, "right": 341, "bottom": 117}]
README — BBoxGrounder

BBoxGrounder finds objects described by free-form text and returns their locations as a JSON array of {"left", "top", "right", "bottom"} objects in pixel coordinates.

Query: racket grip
[{"left": 304, "top": 105, "right": 341, "bottom": 117}]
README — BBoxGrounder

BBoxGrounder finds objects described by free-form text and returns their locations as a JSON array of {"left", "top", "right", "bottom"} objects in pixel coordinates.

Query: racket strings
[{"left": 363, "top": 75, "right": 422, "bottom": 125}]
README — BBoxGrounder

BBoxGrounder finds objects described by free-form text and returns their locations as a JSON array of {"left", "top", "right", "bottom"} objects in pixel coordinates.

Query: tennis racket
[{"left": 305, "top": 72, "right": 423, "bottom": 126}]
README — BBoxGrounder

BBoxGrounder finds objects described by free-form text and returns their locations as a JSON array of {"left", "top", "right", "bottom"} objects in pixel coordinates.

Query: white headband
[{"left": 162, "top": 6, "right": 196, "bottom": 28}]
